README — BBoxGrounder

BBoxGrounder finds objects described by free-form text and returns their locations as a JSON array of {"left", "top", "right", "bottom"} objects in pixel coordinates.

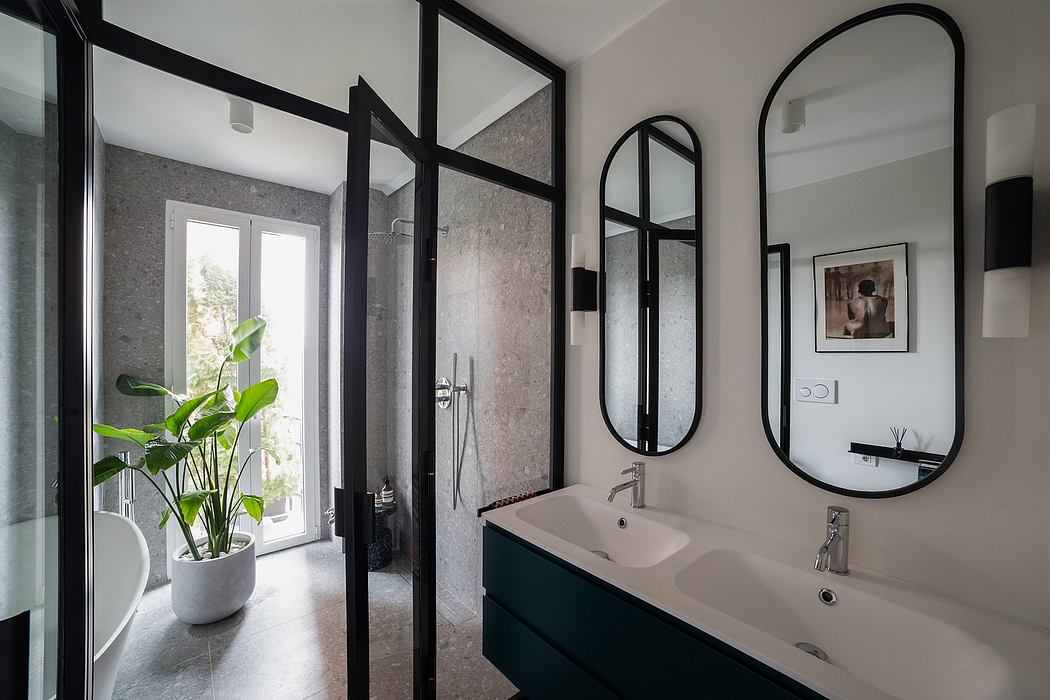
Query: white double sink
[{"left": 484, "top": 484, "right": 1050, "bottom": 700}]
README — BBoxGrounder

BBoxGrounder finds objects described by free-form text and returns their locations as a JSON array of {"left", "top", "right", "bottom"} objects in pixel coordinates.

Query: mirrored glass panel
[
  {"left": 600, "top": 117, "right": 701, "bottom": 455},
  {"left": 761, "top": 9, "right": 961, "bottom": 496}
]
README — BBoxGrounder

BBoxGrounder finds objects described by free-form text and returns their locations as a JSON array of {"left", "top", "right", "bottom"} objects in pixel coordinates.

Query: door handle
[
  {"left": 332, "top": 487, "right": 376, "bottom": 544},
  {"left": 333, "top": 487, "right": 346, "bottom": 538}
]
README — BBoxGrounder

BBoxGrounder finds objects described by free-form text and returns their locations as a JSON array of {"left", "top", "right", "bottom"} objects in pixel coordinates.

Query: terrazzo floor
[{"left": 111, "top": 539, "right": 517, "bottom": 699}]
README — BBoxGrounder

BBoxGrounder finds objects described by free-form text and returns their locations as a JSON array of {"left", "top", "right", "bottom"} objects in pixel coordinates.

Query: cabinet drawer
[
  {"left": 483, "top": 596, "right": 617, "bottom": 700},
  {"left": 484, "top": 524, "right": 815, "bottom": 699}
]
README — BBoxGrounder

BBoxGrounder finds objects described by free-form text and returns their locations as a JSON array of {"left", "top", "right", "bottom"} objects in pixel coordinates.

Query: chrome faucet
[
  {"left": 814, "top": 506, "right": 849, "bottom": 575},
  {"left": 607, "top": 462, "right": 645, "bottom": 508}
]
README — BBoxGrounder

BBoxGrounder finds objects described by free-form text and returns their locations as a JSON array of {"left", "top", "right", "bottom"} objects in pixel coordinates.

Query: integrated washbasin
[
  {"left": 514, "top": 494, "right": 689, "bottom": 567},
  {"left": 674, "top": 549, "right": 1016, "bottom": 700},
  {"left": 484, "top": 485, "right": 1050, "bottom": 700}
]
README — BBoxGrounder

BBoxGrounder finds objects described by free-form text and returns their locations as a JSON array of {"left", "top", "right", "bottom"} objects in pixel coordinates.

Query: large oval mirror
[
  {"left": 760, "top": 7, "right": 963, "bottom": 496},
  {"left": 600, "top": 116, "right": 701, "bottom": 455}
]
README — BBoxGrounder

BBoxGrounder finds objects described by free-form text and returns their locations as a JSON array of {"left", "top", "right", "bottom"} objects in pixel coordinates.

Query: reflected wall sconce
[
  {"left": 983, "top": 103, "right": 1036, "bottom": 338},
  {"left": 228, "top": 96, "right": 254, "bottom": 134},
  {"left": 570, "top": 233, "right": 597, "bottom": 346}
]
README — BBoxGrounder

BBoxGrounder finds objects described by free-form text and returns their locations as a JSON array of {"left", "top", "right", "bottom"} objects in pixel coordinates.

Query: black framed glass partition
[{"left": 11, "top": 0, "right": 566, "bottom": 696}]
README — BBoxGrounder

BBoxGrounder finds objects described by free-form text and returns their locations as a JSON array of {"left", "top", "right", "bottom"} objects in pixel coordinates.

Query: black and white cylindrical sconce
[
  {"left": 570, "top": 233, "right": 597, "bottom": 346},
  {"left": 983, "top": 103, "right": 1036, "bottom": 338}
]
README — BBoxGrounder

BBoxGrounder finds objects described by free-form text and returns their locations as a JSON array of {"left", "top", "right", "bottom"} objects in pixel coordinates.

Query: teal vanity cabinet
[{"left": 482, "top": 524, "right": 823, "bottom": 699}]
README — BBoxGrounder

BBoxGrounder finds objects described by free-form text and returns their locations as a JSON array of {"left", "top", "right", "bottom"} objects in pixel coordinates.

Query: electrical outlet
[{"left": 852, "top": 453, "right": 878, "bottom": 467}]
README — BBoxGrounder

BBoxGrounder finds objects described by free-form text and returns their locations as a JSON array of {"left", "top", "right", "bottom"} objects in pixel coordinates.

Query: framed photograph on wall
[{"left": 813, "top": 242, "right": 908, "bottom": 352}]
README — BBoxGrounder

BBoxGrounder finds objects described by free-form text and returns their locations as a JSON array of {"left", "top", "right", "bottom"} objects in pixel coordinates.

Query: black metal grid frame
[
  {"left": 758, "top": 3, "right": 965, "bottom": 499},
  {"left": 598, "top": 115, "right": 702, "bottom": 457},
  {"left": 765, "top": 243, "right": 791, "bottom": 454},
  {"left": 27, "top": 0, "right": 566, "bottom": 696}
]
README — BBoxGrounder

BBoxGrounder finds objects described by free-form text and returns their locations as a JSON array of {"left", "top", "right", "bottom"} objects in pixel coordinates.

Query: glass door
[
  {"left": 337, "top": 78, "right": 429, "bottom": 699},
  {"left": 0, "top": 2, "right": 65, "bottom": 697}
]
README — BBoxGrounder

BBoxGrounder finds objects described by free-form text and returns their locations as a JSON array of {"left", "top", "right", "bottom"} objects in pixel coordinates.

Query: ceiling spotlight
[
  {"left": 782, "top": 98, "right": 806, "bottom": 134},
  {"left": 228, "top": 96, "right": 254, "bottom": 134}
]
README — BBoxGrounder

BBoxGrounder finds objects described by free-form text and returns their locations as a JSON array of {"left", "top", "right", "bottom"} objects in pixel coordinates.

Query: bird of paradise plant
[{"left": 92, "top": 316, "right": 278, "bottom": 560}]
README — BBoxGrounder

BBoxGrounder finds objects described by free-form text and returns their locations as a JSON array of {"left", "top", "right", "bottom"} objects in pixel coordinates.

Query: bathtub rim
[{"left": 92, "top": 511, "right": 149, "bottom": 662}]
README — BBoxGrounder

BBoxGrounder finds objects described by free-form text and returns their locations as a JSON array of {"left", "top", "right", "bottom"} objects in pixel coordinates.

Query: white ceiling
[
  {"left": 456, "top": 0, "right": 669, "bottom": 67},
  {"left": 93, "top": 0, "right": 664, "bottom": 195},
  {"left": 765, "top": 15, "right": 955, "bottom": 193},
  {"left": 604, "top": 121, "right": 697, "bottom": 236}
]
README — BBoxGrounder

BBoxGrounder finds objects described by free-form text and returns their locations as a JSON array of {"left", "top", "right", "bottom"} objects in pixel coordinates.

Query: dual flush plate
[{"left": 794, "top": 377, "right": 837, "bottom": 404}]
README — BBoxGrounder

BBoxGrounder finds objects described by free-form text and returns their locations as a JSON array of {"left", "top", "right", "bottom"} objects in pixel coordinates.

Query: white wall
[
  {"left": 566, "top": 0, "right": 1050, "bottom": 628},
  {"left": 770, "top": 148, "right": 955, "bottom": 491}
]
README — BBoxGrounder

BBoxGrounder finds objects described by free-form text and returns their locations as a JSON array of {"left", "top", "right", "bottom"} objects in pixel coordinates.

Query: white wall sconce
[
  {"left": 570, "top": 233, "right": 597, "bottom": 346},
  {"left": 228, "top": 96, "right": 254, "bottom": 134},
  {"left": 983, "top": 103, "right": 1036, "bottom": 338}
]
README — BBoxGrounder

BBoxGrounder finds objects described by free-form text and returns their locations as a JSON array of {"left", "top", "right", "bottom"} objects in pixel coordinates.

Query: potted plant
[
  {"left": 92, "top": 316, "right": 278, "bottom": 625},
  {"left": 262, "top": 469, "right": 299, "bottom": 519}
]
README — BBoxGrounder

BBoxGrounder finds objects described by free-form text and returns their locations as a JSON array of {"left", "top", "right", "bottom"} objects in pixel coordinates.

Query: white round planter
[{"left": 170, "top": 532, "right": 256, "bottom": 625}]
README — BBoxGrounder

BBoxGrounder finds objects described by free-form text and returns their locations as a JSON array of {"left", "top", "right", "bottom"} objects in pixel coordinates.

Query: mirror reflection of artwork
[{"left": 813, "top": 243, "right": 908, "bottom": 352}]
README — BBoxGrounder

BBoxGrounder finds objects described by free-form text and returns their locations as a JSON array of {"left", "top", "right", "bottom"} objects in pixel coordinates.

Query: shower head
[{"left": 368, "top": 218, "right": 449, "bottom": 244}]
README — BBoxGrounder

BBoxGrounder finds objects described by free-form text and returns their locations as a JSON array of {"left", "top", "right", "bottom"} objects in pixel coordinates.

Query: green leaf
[
  {"left": 92, "top": 455, "right": 128, "bottom": 486},
  {"left": 92, "top": 424, "right": 153, "bottom": 448},
  {"left": 229, "top": 316, "right": 267, "bottom": 363},
  {"left": 235, "top": 379, "right": 279, "bottom": 423},
  {"left": 143, "top": 423, "right": 168, "bottom": 435},
  {"left": 166, "top": 392, "right": 217, "bottom": 436},
  {"left": 143, "top": 440, "right": 199, "bottom": 475},
  {"left": 187, "top": 411, "right": 236, "bottom": 441},
  {"left": 217, "top": 423, "right": 238, "bottom": 451},
  {"left": 176, "top": 490, "right": 215, "bottom": 527},
  {"left": 115, "top": 374, "right": 173, "bottom": 398},
  {"left": 240, "top": 493, "right": 265, "bottom": 522},
  {"left": 158, "top": 507, "right": 171, "bottom": 529}
]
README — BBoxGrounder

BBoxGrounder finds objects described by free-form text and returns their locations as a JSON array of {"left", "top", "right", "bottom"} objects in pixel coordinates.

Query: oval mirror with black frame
[
  {"left": 600, "top": 116, "right": 702, "bottom": 456},
  {"left": 760, "top": 5, "right": 964, "bottom": 497}
]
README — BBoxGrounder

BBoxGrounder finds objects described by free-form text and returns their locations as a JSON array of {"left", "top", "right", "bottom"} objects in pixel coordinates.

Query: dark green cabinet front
[{"left": 482, "top": 524, "right": 822, "bottom": 700}]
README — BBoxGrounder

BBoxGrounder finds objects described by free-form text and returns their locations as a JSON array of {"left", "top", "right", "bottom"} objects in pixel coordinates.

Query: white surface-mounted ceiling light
[
  {"left": 228, "top": 96, "right": 254, "bottom": 134},
  {"left": 782, "top": 98, "right": 806, "bottom": 134}
]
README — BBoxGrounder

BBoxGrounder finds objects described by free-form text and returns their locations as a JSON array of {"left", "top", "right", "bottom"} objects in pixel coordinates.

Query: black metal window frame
[
  {"left": 598, "top": 115, "right": 702, "bottom": 457},
  {"left": 34, "top": 0, "right": 566, "bottom": 697}
]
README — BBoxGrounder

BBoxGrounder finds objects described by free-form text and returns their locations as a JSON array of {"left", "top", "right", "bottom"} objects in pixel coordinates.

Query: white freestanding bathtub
[
  {"left": 92, "top": 511, "right": 149, "bottom": 700},
  {"left": 0, "top": 512, "right": 147, "bottom": 699}
]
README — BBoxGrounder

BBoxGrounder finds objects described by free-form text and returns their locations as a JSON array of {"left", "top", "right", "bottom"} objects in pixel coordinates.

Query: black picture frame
[
  {"left": 758, "top": 3, "right": 965, "bottom": 499},
  {"left": 598, "top": 115, "right": 702, "bottom": 457},
  {"left": 812, "top": 242, "right": 910, "bottom": 353}
]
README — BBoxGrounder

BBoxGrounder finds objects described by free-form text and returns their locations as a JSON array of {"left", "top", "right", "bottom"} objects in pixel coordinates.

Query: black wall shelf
[{"left": 849, "top": 442, "right": 945, "bottom": 465}]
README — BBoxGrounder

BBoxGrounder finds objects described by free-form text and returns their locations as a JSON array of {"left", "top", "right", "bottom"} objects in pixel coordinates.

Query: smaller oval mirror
[{"left": 600, "top": 116, "right": 702, "bottom": 455}]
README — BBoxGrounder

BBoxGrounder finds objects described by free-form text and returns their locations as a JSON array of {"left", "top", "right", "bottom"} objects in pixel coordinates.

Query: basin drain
[{"left": 794, "top": 642, "right": 829, "bottom": 663}]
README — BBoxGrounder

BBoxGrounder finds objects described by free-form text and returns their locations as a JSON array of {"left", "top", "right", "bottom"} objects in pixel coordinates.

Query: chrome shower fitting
[
  {"left": 434, "top": 352, "right": 469, "bottom": 509},
  {"left": 368, "top": 217, "right": 450, "bottom": 244}
]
